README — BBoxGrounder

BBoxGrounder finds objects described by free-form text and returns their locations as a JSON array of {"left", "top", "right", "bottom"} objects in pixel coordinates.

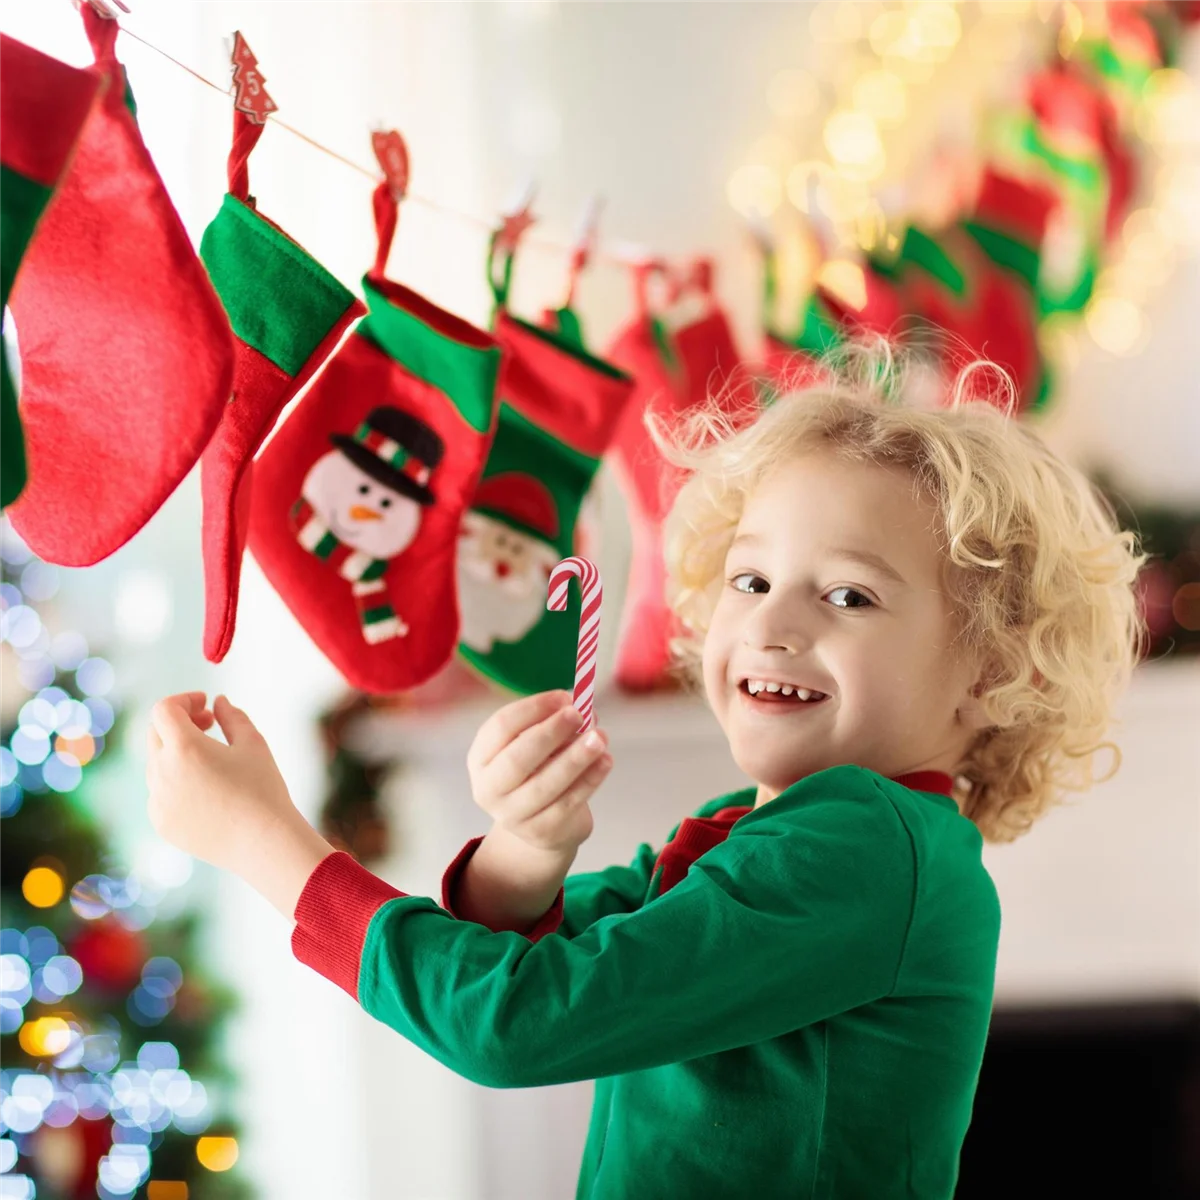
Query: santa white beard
[{"left": 456, "top": 512, "right": 557, "bottom": 653}]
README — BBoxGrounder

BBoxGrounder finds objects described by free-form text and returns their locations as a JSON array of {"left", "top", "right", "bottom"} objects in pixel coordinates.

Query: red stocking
[
  {"left": 0, "top": 34, "right": 102, "bottom": 509},
  {"left": 247, "top": 182, "right": 502, "bottom": 693},
  {"left": 606, "top": 261, "right": 747, "bottom": 691},
  {"left": 5, "top": 5, "right": 233, "bottom": 565},
  {"left": 198, "top": 111, "right": 365, "bottom": 662}
]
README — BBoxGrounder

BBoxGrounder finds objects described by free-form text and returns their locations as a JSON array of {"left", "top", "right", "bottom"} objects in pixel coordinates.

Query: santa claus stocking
[
  {"left": 606, "top": 260, "right": 748, "bottom": 691},
  {"left": 198, "top": 109, "right": 365, "bottom": 663},
  {"left": 0, "top": 35, "right": 101, "bottom": 508},
  {"left": 246, "top": 179, "right": 501, "bottom": 693},
  {"left": 455, "top": 229, "right": 634, "bottom": 694},
  {"left": 5, "top": 6, "right": 233, "bottom": 564}
]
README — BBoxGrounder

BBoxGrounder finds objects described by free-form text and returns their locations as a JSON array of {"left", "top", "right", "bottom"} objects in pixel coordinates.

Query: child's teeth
[
  {"left": 779, "top": 685, "right": 794, "bottom": 696},
  {"left": 764, "top": 682, "right": 782, "bottom": 693}
]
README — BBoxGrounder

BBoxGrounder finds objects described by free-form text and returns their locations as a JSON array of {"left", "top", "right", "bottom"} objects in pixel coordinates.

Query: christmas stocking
[
  {"left": 606, "top": 260, "right": 748, "bottom": 691},
  {"left": 756, "top": 235, "right": 842, "bottom": 398},
  {"left": 246, "top": 181, "right": 502, "bottom": 694},
  {"left": 899, "top": 221, "right": 1046, "bottom": 414},
  {"left": 0, "top": 35, "right": 101, "bottom": 509},
  {"left": 455, "top": 231, "right": 635, "bottom": 695},
  {"left": 198, "top": 110, "right": 365, "bottom": 663},
  {"left": 5, "top": 6, "right": 233, "bottom": 565}
]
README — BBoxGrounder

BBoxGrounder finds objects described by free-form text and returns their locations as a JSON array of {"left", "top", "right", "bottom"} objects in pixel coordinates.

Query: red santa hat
[{"left": 472, "top": 472, "right": 560, "bottom": 544}]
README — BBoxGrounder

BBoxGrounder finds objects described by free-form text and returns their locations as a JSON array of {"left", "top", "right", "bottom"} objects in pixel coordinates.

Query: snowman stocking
[
  {"left": 455, "top": 233, "right": 634, "bottom": 694},
  {"left": 606, "top": 260, "right": 748, "bottom": 692},
  {"left": 246, "top": 182, "right": 501, "bottom": 693},
  {"left": 198, "top": 110, "right": 365, "bottom": 663},
  {"left": 1, "top": 34, "right": 101, "bottom": 508},
  {"left": 5, "top": 6, "right": 233, "bottom": 565}
]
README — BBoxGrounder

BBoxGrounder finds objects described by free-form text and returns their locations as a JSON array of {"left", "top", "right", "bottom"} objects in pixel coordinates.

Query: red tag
[
  {"left": 372, "top": 130, "right": 410, "bottom": 200},
  {"left": 230, "top": 31, "right": 278, "bottom": 125}
]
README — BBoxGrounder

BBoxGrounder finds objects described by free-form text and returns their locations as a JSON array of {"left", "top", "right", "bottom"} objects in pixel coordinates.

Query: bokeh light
[
  {"left": 196, "top": 1135, "right": 239, "bottom": 1172},
  {"left": 22, "top": 866, "right": 65, "bottom": 909}
]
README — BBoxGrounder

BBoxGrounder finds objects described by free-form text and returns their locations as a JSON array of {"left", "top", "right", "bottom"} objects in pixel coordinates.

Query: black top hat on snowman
[{"left": 330, "top": 406, "right": 445, "bottom": 507}]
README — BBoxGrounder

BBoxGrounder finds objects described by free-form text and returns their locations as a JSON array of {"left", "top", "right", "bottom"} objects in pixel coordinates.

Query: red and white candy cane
[{"left": 546, "top": 556, "right": 603, "bottom": 731}]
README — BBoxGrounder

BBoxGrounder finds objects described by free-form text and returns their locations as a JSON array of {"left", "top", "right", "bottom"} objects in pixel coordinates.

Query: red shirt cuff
[
  {"left": 441, "top": 836, "right": 564, "bottom": 942},
  {"left": 291, "top": 850, "right": 408, "bottom": 1000}
]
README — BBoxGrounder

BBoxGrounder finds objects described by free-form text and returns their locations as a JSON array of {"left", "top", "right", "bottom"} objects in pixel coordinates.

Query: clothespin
[
  {"left": 562, "top": 193, "right": 603, "bottom": 310},
  {"left": 77, "top": 0, "right": 131, "bottom": 17},
  {"left": 371, "top": 128, "right": 410, "bottom": 201},
  {"left": 495, "top": 177, "right": 539, "bottom": 255},
  {"left": 229, "top": 31, "right": 278, "bottom": 125}
]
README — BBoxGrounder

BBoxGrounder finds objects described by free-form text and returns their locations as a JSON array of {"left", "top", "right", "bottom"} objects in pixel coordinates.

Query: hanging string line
[{"left": 113, "top": 20, "right": 655, "bottom": 270}]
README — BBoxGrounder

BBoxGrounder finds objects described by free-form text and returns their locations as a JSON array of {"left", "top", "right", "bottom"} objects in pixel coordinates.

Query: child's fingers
[
  {"left": 469, "top": 690, "right": 572, "bottom": 772},
  {"left": 507, "top": 728, "right": 609, "bottom": 821},
  {"left": 488, "top": 704, "right": 587, "bottom": 797},
  {"left": 522, "top": 754, "right": 611, "bottom": 840},
  {"left": 150, "top": 698, "right": 193, "bottom": 750}
]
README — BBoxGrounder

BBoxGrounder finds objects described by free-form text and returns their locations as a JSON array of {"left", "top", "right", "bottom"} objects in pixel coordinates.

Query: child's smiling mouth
[{"left": 736, "top": 678, "right": 830, "bottom": 710}]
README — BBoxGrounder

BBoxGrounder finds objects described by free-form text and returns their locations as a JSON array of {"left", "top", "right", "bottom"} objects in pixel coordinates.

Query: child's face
[{"left": 702, "top": 447, "right": 986, "bottom": 804}]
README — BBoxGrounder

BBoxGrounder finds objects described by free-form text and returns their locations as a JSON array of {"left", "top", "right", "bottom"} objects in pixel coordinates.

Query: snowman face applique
[{"left": 302, "top": 450, "right": 422, "bottom": 561}]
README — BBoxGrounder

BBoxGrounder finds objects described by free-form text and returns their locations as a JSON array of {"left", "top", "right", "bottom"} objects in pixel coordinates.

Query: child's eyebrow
[{"left": 729, "top": 533, "right": 908, "bottom": 587}]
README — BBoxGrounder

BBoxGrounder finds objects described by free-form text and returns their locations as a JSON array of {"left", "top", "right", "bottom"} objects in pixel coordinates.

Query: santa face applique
[
  {"left": 457, "top": 510, "right": 559, "bottom": 653},
  {"left": 290, "top": 405, "right": 444, "bottom": 645}
]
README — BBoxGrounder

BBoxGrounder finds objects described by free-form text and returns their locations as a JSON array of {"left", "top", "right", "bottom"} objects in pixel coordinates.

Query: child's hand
[
  {"left": 145, "top": 693, "right": 305, "bottom": 875},
  {"left": 467, "top": 690, "right": 612, "bottom": 856}
]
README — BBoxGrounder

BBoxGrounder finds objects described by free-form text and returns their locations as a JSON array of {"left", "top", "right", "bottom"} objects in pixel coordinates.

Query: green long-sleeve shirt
[{"left": 292, "top": 763, "right": 1001, "bottom": 1198}]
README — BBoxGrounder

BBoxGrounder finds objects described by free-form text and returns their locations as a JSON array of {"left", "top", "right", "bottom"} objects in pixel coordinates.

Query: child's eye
[
  {"left": 827, "top": 586, "right": 873, "bottom": 609},
  {"left": 729, "top": 573, "right": 769, "bottom": 594}
]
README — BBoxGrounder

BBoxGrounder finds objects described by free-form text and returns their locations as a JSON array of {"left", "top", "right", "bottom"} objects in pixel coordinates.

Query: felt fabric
[
  {"left": 246, "top": 184, "right": 501, "bottom": 694},
  {"left": 606, "top": 262, "right": 747, "bottom": 692},
  {"left": 899, "top": 223, "right": 1047, "bottom": 413},
  {"left": 291, "top": 764, "right": 999, "bottom": 1198},
  {"left": 0, "top": 35, "right": 102, "bottom": 508},
  {"left": 456, "top": 290, "right": 634, "bottom": 695},
  {"left": 5, "top": 6, "right": 233, "bottom": 565},
  {"left": 198, "top": 110, "right": 365, "bottom": 663}
]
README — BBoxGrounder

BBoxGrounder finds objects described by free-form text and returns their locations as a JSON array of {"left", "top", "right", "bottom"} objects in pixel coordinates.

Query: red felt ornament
[{"left": 5, "top": 4, "right": 233, "bottom": 565}]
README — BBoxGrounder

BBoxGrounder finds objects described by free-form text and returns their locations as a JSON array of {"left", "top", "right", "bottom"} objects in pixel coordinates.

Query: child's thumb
[{"left": 213, "top": 695, "right": 258, "bottom": 745}]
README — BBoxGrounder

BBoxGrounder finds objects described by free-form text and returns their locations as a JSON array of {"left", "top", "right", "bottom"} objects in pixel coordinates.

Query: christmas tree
[{"left": 0, "top": 519, "right": 250, "bottom": 1200}]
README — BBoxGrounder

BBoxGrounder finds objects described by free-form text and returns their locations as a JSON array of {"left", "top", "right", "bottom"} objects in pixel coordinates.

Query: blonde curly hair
[{"left": 649, "top": 339, "right": 1150, "bottom": 843}]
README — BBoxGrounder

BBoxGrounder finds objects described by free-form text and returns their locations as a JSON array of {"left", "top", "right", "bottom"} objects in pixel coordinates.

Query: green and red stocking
[
  {"left": 455, "top": 226, "right": 634, "bottom": 694},
  {"left": 606, "top": 260, "right": 749, "bottom": 691},
  {"left": 897, "top": 220, "right": 1047, "bottom": 414},
  {"left": 0, "top": 35, "right": 101, "bottom": 509},
  {"left": 756, "top": 236, "right": 844, "bottom": 398},
  {"left": 246, "top": 177, "right": 501, "bottom": 693},
  {"left": 199, "top": 106, "right": 365, "bottom": 663},
  {"left": 5, "top": 5, "right": 233, "bottom": 565}
]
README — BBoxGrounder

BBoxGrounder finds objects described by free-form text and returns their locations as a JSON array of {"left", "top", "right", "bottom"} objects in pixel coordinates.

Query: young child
[{"left": 146, "top": 341, "right": 1148, "bottom": 1198}]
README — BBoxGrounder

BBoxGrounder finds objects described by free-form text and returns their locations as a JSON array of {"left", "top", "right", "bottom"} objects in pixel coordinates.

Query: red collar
[{"left": 652, "top": 769, "right": 957, "bottom": 897}]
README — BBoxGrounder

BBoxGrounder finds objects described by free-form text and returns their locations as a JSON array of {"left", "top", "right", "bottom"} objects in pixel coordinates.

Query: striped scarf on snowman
[{"left": 289, "top": 497, "right": 408, "bottom": 642}]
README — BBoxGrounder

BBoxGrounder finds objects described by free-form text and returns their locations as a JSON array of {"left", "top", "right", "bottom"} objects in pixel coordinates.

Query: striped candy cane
[{"left": 546, "top": 556, "right": 603, "bottom": 731}]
